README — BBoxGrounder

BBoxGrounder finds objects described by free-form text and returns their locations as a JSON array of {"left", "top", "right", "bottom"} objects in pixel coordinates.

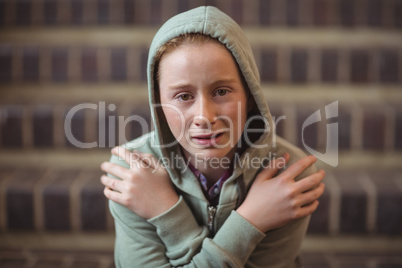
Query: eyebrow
[
  {"left": 167, "top": 82, "right": 192, "bottom": 90},
  {"left": 168, "top": 78, "right": 239, "bottom": 90},
  {"left": 211, "top": 78, "right": 238, "bottom": 87}
]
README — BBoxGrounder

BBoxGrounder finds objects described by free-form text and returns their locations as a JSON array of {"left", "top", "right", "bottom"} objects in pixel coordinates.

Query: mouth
[
  {"left": 191, "top": 132, "right": 224, "bottom": 146},
  {"left": 192, "top": 132, "right": 223, "bottom": 139}
]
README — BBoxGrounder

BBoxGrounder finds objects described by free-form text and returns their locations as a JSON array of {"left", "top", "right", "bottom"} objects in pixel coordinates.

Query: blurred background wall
[{"left": 0, "top": 0, "right": 401, "bottom": 267}]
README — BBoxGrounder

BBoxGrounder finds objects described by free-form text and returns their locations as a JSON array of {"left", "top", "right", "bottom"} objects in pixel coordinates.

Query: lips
[
  {"left": 192, "top": 132, "right": 223, "bottom": 139},
  {"left": 191, "top": 132, "right": 224, "bottom": 146}
]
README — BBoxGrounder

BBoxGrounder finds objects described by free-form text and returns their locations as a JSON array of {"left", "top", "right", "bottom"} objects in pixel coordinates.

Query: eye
[
  {"left": 177, "top": 93, "right": 193, "bottom": 101},
  {"left": 215, "top": 89, "right": 229, "bottom": 97}
]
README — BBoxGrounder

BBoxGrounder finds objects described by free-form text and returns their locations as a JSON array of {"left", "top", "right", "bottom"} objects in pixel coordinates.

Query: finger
[
  {"left": 298, "top": 183, "right": 325, "bottom": 207},
  {"left": 111, "top": 146, "right": 138, "bottom": 166},
  {"left": 256, "top": 153, "right": 289, "bottom": 182},
  {"left": 101, "top": 161, "right": 131, "bottom": 181},
  {"left": 112, "top": 147, "right": 156, "bottom": 170},
  {"left": 296, "top": 200, "right": 320, "bottom": 218},
  {"left": 104, "top": 187, "right": 126, "bottom": 206},
  {"left": 294, "top": 170, "right": 325, "bottom": 193},
  {"left": 278, "top": 155, "right": 317, "bottom": 181},
  {"left": 136, "top": 152, "right": 157, "bottom": 169},
  {"left": 100, "top": 175, "right": 124, "bottom": 193}
]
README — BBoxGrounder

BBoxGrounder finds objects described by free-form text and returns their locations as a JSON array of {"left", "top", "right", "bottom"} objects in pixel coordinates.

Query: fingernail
[
  {"left": 278, "top": 153, "right": 287, "bottom": 161},
  {"left": 100, "top": 162, "right": 107, "bottom": 169},
  {"left": 131, "top": 150, "right": 140, "bottom": 159}
]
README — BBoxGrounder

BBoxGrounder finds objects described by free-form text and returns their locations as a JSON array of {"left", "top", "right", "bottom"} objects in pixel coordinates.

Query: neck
[
  {"left": 183, "top": 152, "right": 234, "bottom": 184},
  {"left": 196, "top": 163, "right": 228, "bottom": 183}
]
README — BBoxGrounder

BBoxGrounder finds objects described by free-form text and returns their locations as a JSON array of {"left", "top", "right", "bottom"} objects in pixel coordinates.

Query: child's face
[{"left": 159, "top": 41, "right": 249, "bottom": 163}]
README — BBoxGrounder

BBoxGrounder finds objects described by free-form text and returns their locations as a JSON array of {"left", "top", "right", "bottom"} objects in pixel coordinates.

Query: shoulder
[
  {"left": 109, "top": 131, "right": 160, "bottom": 167},
  {"left": 272, "top": 136, "right": 317, "bottom": 181},
  {"left": 273, "top": 136, "right": 307, "bottom": 163}
]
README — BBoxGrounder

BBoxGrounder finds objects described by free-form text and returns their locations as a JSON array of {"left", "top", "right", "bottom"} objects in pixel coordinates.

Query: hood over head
[{"left": 146, "top": 6, "right": 276, "bottom": 186}]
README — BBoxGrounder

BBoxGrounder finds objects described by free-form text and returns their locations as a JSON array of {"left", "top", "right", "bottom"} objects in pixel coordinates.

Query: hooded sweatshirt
[{"left": 108, "top": 6, "right": 316, "bottom": 268}]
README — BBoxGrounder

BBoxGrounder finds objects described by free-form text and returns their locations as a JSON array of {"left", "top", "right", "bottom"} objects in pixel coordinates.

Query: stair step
[
  {"left": 1, "top": 27, "right": 401, "bottom": 46},
  {"left": 1, "top": 0, "right": 402, "bottom": 29},
  {"left": 0, "top": 43, "right": 400, "bottom": 85},
  {"left": 1, "top": 100, "right": 401, "bottom": 153},
  {"left": 1, "top": 84, "right": 401, "bottom": 104},
  {"left": 1, "top": 164, "right": 402, "bottom": 235}
]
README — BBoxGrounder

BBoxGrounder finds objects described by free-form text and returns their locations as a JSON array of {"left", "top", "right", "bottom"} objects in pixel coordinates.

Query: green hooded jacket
[{"left": 108, "top": 6, "right": 316, "bottom": 268}]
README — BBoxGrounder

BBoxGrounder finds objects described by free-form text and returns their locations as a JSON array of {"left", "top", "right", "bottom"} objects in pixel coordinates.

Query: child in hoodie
[{"left": 101, "top": 6, "right": 325, "bottom": 268}]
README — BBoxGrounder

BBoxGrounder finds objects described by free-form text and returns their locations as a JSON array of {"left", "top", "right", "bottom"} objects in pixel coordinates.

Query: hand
[
  {"left": 100, "top": 147, "right": 179, "bottom": 219},
  {"left": 236, "top": 154, "right": 325, "bottom": 233}
]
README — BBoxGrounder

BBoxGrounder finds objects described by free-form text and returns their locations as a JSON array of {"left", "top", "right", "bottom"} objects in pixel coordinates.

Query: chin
[{"left": 192, "top": 147, "right": 233, "bottom": 161}]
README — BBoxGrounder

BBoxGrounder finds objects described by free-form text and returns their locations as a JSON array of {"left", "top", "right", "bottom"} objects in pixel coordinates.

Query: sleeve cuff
[
  {"left": 148, "top": 196, "right": 208, "bottom": 249},
  {"left": 212, "top": 211, "right": 265, "bottom": 262}
]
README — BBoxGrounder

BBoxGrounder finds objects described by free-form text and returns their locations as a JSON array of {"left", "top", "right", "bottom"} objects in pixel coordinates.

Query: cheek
[
  {"left": 162, "top": 107, "right": 178, "bottom": 127},
  {"left": 226, "top": 101, "right": 248, "bottom": 125},
  {"left": 162, "top": 106, "right": 186, "bottom": 140}
]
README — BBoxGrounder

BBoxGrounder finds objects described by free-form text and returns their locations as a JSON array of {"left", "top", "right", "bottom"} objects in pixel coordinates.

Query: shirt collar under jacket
[{"left": 188, "top": 163, "right": 233, "bottom": 206}]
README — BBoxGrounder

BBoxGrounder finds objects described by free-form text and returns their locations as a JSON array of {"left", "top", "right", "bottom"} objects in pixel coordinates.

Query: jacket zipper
[{"left": 207, "top": 206, "right": 217, "bottom": 235}]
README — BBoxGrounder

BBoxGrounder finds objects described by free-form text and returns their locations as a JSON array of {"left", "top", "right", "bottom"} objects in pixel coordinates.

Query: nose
[{"left": 193, "top": 96, "right": 216, "bottom": 128}]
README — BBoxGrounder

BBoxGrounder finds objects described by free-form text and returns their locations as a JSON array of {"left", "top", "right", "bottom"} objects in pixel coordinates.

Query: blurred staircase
[{"left": 0, "top": 0, "right": 402, "bottom": 267}]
